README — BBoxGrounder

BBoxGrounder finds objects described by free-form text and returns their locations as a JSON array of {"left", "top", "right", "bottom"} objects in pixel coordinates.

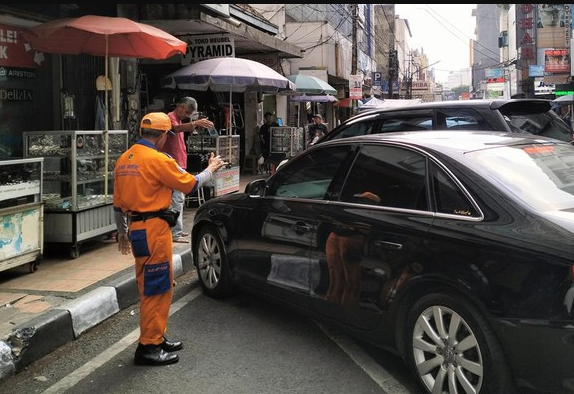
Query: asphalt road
[{"left": 0, "top": 270, "right": 425, "bottom": 394}]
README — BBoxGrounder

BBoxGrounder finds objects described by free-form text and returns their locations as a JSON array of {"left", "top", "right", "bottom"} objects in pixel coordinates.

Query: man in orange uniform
[{"left": 113, "top": 112, "right": 225, "bottom": 366}]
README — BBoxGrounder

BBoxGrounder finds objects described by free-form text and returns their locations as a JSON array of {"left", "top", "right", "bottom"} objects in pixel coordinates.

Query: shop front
[{"left": 0, "top": 4, "right": 304, "bottom": 222}]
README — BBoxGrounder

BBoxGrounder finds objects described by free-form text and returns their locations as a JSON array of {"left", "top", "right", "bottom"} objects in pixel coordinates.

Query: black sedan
[{"left": 191, "top": 130, "right": 574, "bottom": 394}]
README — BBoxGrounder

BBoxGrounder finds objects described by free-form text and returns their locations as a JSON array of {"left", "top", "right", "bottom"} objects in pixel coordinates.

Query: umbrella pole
[
  {"left": 104, "top": 35, "right": 109, "bottom": 199},
  {"left": 229, "top": 84, "right": 232, "bottom": 161}
]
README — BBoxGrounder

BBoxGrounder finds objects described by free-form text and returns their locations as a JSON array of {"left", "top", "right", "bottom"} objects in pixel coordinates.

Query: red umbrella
[
  {"left": 21, "top": 15, "right": 186, "bottom": 59},
  {"left": 22, "top": 15, "right": 187, "bottom": 196},
  {"left": 334, "top": 97, "right": 363, "bottom": 108}
]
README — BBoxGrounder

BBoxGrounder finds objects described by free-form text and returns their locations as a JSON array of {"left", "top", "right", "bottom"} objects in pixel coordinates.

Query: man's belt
[{"left": 130, "top": 211, "right": 161, "bottom": 222}]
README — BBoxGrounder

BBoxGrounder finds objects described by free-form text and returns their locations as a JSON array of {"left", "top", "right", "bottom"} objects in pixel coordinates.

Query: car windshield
[{"left": 468, "top": 142, "right": 574, "bottom": 211}]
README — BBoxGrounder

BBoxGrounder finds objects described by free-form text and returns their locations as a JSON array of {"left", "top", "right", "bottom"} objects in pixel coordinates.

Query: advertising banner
[
  {"left": 544, "top": 49, "right": 570, "bottom": 73},
  {"left": 349, "top": 75, "right": 362, "bottom": 100},
  {"left": 0, "top": 23, "right": 43, "bottom": 69},
  {"left": 536, "top": 4, "right": 570, "bottom": 48}
]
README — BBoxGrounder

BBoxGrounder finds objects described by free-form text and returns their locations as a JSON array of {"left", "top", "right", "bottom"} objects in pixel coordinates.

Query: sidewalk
[{"left": 0, "top": 172, "right": 264, "bottom": 381}]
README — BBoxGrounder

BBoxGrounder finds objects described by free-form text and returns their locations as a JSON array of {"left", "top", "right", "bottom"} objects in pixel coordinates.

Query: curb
[{"left": 0, "top": 247, "right": 193, "bottom": 380}]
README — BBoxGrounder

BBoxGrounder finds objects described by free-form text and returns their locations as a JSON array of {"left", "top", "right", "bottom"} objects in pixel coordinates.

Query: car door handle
[
  {"left": 374, "top": 240, "right": 403, "bottom": 250},
  {"left": 291, "top": 223, "right": 310, "bottom": 233}
]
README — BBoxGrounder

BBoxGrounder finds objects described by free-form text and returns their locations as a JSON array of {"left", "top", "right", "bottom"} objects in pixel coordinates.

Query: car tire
[
  {"left": 405, "top": 293, "right": 515, "bottom": 394},
  {"left": 193, "top": 225, "right": 235, "bottom": 298}
]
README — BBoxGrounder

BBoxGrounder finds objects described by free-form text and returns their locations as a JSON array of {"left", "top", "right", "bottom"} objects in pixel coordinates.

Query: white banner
[{"left": 349, "top": 75, "right": 362, "bottom": 100}]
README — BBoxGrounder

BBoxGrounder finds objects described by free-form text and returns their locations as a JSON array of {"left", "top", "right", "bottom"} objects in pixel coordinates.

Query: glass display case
[
  {"left": 23, "top": 130, "right": 128, "bottom": 258},
  {"left": 186, "top": 134, "right": 241, "bottom": 197},
  {"left": 270, "top": 127, "right": 305, "bottom": 157},
  {"left": 0, "top": 158, "right": 43, "bottom": 272},
  {"left": 187, "top": 134, "right": 240, "bottom": 166}
]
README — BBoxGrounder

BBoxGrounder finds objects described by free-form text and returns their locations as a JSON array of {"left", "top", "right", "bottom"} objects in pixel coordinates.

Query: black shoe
[
  {"left": 161, "top": 337, "right": 183, "bottom": 352},
  {"left": 134, "top": 343, "right": 179, "bottom": 366}
]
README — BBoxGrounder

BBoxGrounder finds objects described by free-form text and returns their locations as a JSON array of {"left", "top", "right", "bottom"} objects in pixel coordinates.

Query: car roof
[
  {"left": 355, "top": 98, "right": 551, "bottom": 114},
  {"left": 324, "top": 130, "right": 563, "bottom": 154}
]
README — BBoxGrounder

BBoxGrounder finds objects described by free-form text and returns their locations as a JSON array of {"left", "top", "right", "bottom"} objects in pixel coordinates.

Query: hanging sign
[{"left": 349, "top": 74, "right": 362, "bottom": 100}]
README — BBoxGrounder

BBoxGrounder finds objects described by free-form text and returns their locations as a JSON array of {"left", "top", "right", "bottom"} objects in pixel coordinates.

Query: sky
[{"left": 394, "top": 4, "right": 477, "bottom": 83}]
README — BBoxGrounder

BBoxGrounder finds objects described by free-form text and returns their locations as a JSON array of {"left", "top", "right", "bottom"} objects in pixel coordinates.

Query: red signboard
[
  {"left": 0, "top": 23, "right": 43, "bottom": 69},
  {"left": 544, "top": 48, "right": 570, "bottom": 73}
]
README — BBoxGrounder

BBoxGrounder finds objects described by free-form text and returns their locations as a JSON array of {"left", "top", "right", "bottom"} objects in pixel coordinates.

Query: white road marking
[
  {"left": 41, "top": 288, "right": 203, "bottom": 394},
  {"left": 42, "top": 288, "right": 410, "bottom": 394},
  {"left": 318, "top": 322, "right": 412, "bottom": 394}
]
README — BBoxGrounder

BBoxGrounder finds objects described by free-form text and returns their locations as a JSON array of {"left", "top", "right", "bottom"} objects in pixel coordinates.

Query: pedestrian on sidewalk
[
  {"left": 113, "top": 112, "right": 225, "bottom": 366},
  {"left": 258, "top": 111, "right": 278, "bottom": 174},
  {"left": 163, "top": 96, "right": 215, "bottom": 243}
]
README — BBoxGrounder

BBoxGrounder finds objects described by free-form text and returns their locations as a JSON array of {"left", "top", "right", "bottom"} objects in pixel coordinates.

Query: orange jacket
[{"left": 113, "top": 140, "right": 198, "bottom": 213}]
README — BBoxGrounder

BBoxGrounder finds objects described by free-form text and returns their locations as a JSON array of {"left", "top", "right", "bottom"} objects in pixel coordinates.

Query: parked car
[
  {"left": 192, "top": 130, "right": 574, "bottom": 394},
  {"left": 320, "top": 98, "right": 574, "bottom": 143}
]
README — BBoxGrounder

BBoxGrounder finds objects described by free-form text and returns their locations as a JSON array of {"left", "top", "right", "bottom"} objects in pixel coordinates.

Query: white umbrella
[
  {"left": 553, "top": 94, "right": 574, "bottom": 105},
  {"left": 286, "top": 74, "right": 337, "bottom": 95},
  {"left": 162, "top": 57, "right": 295, "bottom": 133},
  {"left": 162, "top": 57, "right": 294, "bottom": 93},
  {"left": 163, "top": 57, "right": 295, "bottom": 162}
]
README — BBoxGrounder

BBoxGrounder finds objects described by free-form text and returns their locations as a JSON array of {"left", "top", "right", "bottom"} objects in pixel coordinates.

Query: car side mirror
[{"left": 245, "top": 179, "right": 267, "bottom": 197}]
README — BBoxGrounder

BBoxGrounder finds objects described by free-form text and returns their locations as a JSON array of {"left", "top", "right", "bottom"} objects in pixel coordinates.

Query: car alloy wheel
[
  {"left": 194, "top": 225, "right": 234, "bottom": 298},
  {"left": 406, "top": 293, "right": 515, "bottom": 394},
  {"left": 413, "top": 304, "right": 483, "bottom": 393}
]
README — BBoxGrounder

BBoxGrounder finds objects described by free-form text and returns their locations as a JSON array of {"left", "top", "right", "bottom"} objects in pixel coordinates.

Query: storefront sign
[
  {"left": 411, "top": 81, "right": 430, "bottom": 91},
  {"left": 0, "top": 88, "right": 32, "bottom": 101},
  {"left": 181, "top": 34, "right": 235, "bottom": 65},
  {"left": 534, "top": 77, "right": 555, "bottom": 95},
  {"left": 0, "top": 66, "right": 35, "bottom": 79},
  {"left": 0, "top": 23, "right": 43, "bottom": 68},
  {"left": 528, "top": 64, "right": 545, "bottom": 77},
  {"left": 487, "top": 82, "right": 505, "bottom": 91}
]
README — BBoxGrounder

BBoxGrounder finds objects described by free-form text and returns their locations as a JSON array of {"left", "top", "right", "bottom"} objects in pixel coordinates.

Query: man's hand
[
  {"left": 194, "top": 117, "right": 214, "bottom": 130},
  {"left": 207, "top": 152, "right": 227, "bottom": 173},
  {"left": 117, "top": 232, "right": 131, "bottom": 255}
]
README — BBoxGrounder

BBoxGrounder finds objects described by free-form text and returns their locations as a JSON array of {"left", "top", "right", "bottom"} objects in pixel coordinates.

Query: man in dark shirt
[
  {"left": 308, "top": 114, "right": 328, "bottom": 145},
  {"left": 258, "top": 112, "right": 279, "bottom": 172}
]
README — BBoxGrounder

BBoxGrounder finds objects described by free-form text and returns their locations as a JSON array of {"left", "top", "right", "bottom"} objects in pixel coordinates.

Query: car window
[
  {"left": 326, "top": 119, "right": 377, "bottom": 141},
  {"left": 381, "top": 115, "right": 433, "bottom": 132},
  {"left": 436, "top": 108, "right": 491, "bottom": 131},
  {"left": 430, "top": 161, "right": 480, "bottom": 217},
  {"left": 340, "top": 145, "right": 429, "bottom": 210},
  {"left": 268, "top": 145, "right": 353, "bottom": 199},
  {"left": 496, "top": 100, "right": 573, "bottom": 141},
  {"left": 505, "top": 110, "right": 572, "bottom": 141}
]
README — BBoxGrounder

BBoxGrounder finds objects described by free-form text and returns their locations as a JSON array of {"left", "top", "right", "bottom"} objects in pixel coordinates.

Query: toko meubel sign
[{"left": 182, "top": 34, "right": 235, "bottom": 65}]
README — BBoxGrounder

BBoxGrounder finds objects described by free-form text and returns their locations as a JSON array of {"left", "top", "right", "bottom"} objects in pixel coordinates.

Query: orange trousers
[{"left": 129, "top": 217, "right": 174, "bottom": 346}]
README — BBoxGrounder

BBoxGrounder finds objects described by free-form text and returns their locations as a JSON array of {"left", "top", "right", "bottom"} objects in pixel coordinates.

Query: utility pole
[
  {"left": 349, "top": 4, "right": 358, "bottom": 110},
  {"left": 350, "top": 5, "right": 358, "bottom": 75},
  {"left": 405, "top": 52, "right": 413, "bottom": 99},
  {"left": 388, "top": 47, "right": 397, "bottom": 98}
]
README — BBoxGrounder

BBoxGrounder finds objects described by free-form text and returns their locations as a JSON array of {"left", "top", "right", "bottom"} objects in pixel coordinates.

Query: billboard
[
  {"left": 544, "top": 49, "right": 570, "bottom": 73},
  {"left": 536, "top": 4, "right": 570, "bottom": 48}
]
